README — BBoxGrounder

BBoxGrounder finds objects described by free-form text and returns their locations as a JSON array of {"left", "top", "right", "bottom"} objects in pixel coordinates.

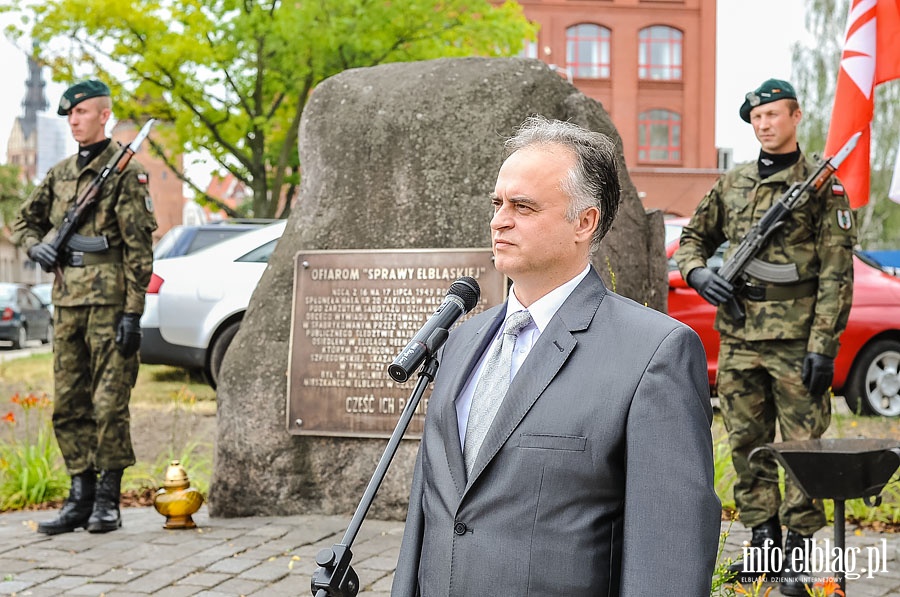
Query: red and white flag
[{"left": 825, "top": 0, "right": 900, "bottom": 207}]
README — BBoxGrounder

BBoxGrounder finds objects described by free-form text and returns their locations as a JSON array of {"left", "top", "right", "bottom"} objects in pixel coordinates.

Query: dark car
[
  {"left": 0, "top": 283, "right": 53, "bottom": 349},
  {"left": 153, "top": 219, "right": 278, "bottom": 260}
]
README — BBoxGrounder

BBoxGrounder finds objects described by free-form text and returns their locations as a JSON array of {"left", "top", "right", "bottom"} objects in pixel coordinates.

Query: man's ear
[{"left": 576, "top": 207, "right": 600, "bottom": 242}]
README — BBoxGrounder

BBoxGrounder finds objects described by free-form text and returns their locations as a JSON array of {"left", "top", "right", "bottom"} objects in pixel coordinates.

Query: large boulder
[{"left": 209, "top": 57, "right": 666, "bottom": 519}]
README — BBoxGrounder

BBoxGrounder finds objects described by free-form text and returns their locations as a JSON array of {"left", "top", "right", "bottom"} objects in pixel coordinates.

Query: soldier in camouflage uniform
[
  {"left": 674, "top": 79, "right": 855, "bottom": 596},
  {"left": 11, "top": 80, "right": 157, "bottom": 535}
]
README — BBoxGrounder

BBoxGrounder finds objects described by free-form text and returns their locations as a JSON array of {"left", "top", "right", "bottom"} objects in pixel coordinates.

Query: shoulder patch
[
  {"left": 832, "top": 183, "right": 844, "bottom": 196},
  {"left": 145, "top": 195, "right": 155, "bottom": 213},
  {"left": 137, "top": 172, "right": 149, "bottom": 185},
  {"left": 836, "top": 208, "right": 852, "bottom": 230}
]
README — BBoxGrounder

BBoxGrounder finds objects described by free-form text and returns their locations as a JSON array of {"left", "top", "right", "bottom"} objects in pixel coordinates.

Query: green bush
[{"left": 0, "top": 392, "right": 68, "bottom": 510}]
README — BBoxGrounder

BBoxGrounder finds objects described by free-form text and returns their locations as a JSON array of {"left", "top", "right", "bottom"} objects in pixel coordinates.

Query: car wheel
[
  {"left": 12, "top": 325, "right": 27, "bottom": 350},
  {"left": 207, "top": 321, "right": 241, "bottom": 390},
  {"left": 42, "top": 322, "right": 53, "bottom": 345},
  {"left": 844, "top": 339, "right": 900, "bottom": 417}
]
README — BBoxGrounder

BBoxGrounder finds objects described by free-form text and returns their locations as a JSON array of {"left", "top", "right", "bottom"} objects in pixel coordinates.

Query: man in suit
[{"left": 392, "top": 116, "right": 721, "bottom": 596}]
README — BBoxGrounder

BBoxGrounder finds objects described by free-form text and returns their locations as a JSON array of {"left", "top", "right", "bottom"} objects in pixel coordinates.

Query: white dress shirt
[{"left": 455, "top": 264, "right": 591, "bottom": 450}]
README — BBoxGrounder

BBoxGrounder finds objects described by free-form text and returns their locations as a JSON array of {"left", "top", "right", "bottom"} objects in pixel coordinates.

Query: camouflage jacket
[
  {"left": 11, "top": 142, "right": 157, "bottom": 314},
  {"left": 674, "top": 154, "right": 855, "bottom": 357}
]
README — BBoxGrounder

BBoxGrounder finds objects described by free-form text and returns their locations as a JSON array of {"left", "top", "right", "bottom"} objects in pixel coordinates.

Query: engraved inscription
[{"left": 287, "top": 250, "right": 506, "bottom": 438}]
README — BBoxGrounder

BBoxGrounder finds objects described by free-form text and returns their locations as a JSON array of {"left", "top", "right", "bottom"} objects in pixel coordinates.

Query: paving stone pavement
[
  {"left": 0, "top": 506, "right": 403, "bottom": 596},
  {"left": 2, "top": 506, "right": 900, "bottom": 596}
]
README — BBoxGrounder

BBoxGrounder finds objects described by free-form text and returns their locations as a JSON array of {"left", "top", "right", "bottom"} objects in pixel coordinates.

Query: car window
[
  {"left": 189, "top": 229, "right": 253, "bottom": 254},
  {"left": 0, "top": 285, "right": 15, "bottom": 303},
  {"left": 31, "top": 285, "right": 52, "bottom": 305},
  {"left": 17, "top": 288, "right": 40, "bottom": 309},
  {"left": 236, "top": 239, "right": 279, "bottom": 264},
  {"left": 664, "top": 224, "right": 683, "bottom": 247},
  {"left": 153, "top": 226, "right": 187, "bottom": 260},
  {"left": 667, "top": 247, "right": 726, "bottom": 273}
]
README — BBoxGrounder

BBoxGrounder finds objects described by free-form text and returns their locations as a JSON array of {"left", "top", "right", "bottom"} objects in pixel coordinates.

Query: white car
[{"left": 140, "top": 220, "right": 286, "bottom": 388}]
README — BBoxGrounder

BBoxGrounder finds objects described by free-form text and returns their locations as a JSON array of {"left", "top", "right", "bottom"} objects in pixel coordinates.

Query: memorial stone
[{"left": 210, "top": 57, "right": 666, "bottom": 518}]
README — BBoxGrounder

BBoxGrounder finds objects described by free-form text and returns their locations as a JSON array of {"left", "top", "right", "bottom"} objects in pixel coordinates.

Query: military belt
[
  {"left": 66, "top": 247, "right": 123, "bottom": 267},
  {"left": 741, "top": 279, "right": 818, "bottom": 302}
]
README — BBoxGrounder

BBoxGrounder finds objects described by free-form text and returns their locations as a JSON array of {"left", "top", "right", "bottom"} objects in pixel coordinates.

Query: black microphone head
[{"left": 448, "top": 276, "right": 480, "bottom": 312}]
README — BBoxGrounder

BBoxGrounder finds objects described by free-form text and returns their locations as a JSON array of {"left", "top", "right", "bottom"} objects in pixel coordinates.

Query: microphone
[{"left": 388, "top": 277, "right": 480, "bottom": 383}]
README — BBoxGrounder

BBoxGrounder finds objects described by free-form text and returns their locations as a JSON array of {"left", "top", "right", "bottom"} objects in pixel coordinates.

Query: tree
[
  {"left": 2, "top": 0, "right": 535, "bottom": 218},
  {"left": 791, "top": 0, "right": 900, "bottom": 248},
  {"left": 0, "top": 163, "right": 31, "bottom": 227}
]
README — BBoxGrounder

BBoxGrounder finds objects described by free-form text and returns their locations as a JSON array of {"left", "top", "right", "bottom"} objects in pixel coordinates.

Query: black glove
[
  {"left": 27, "top": 243, "right": 58, "bottom": 273},
  {"left": 115, "top": 313, "right": 142, "bottom": 358},
  {"left": 801, "top": 352, "right": 834, "bottom": 398},
  {"left": 686, "top": 267, "right": 734, "bottom": 306}
]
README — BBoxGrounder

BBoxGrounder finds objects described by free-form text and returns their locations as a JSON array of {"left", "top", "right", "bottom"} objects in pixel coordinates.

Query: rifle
[
  {"left": 717, "top": 131, "right": 861, "bottom": 324},
  {"left": 50, "top": 118, "right": 156, "bottom": 287}
]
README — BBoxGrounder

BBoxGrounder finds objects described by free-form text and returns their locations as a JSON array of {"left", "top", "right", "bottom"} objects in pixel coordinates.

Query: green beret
[
  {"left": 739, "top": 78, "right": 797, "bottom": 123},
  {"left": 57, "top": 80, "right": 111, "bottom": 115}
]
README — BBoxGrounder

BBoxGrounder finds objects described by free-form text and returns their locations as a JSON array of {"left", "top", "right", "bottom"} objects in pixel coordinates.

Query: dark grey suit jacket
[{"left": 392, "top": 268, "right": 721, "bottom": 596}]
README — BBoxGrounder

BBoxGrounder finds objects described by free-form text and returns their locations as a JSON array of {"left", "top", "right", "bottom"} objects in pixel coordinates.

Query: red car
[{"left": 666, "top": 217, "right": 900, "bottom": 417}]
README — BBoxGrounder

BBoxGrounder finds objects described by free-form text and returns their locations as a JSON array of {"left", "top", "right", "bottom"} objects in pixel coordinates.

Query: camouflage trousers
[
  {"left": 717, "top": 337, "right": 831, "bottom": 536},
  {"left": 52, "top": 305, "right": 139, "bottom": 475}
]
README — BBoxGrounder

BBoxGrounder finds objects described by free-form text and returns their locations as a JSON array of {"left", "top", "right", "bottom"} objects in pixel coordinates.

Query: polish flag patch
[
  {"left": 832, "top": 184, "right": 844, "bottom": 196},
  {"left": 137, "top": 173, "right": 149, "bottom": 185}
]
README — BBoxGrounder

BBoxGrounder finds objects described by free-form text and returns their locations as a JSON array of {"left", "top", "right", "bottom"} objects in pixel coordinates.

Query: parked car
[
  {"left": 0, "top": 283, "right": 53, "bottom": 349},
  {"left": 141, "top": 220, "right": 287, "bottom": 388},
  {"left": 153, "top": 219, "right": 278, "bottom": 260},
  {"left": 666, "top": 217, "right": 900, "bottom": 417},
  {"left": 30, "top": 283, "right": 54, "bottom": 314}
]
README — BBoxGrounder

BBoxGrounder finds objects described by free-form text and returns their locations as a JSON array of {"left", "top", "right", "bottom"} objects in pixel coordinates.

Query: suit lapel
[{"left": 464, "top": 270, "right": 606, "bottom": 489}]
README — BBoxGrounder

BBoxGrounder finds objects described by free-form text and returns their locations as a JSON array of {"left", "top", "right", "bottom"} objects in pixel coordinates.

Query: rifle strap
[{"left": 741, "top": 279, "right": 818, "bottom": 302}]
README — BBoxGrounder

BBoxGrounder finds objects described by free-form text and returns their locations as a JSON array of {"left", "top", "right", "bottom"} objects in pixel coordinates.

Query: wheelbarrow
[{"left": 749, "top": 438, "right": 900, "bottom": 595}]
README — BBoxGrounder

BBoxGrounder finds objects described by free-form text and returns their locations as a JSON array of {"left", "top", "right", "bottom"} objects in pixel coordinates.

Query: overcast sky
[{"left": 0, "top": 0, "right": 809, "bottom": 172}]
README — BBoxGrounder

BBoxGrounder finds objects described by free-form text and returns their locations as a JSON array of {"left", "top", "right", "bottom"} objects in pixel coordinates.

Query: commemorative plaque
[{"left": 286, "top": 249, "right": 506, "bottom": 437}]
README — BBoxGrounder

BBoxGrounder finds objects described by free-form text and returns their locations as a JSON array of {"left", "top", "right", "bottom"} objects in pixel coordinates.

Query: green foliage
[
  {"left": 2, "top": 0, "right": 536, "bottom": 218},
  {"left": 791, "top": 0, "right": 900, "bottom": 247},
  {"left": 714, "top": 434, "right": 738, "bottom": 511},
  {"left": 121, "top": 383, "right": 213, "bottom": 495},
  {"left": 125, "top": 439, "right": 212, "bottom": 496},
  {"left": 0, "top": 392, "right": 68, "bottom": 510},
  {"left": 710, "top": 521, "right": 740, "bottom": 597},
  {"left": 0, "top": 163, "right": 32, "bottom": 227},
  {"left": 0, "top": 354, "right": 215, "bottom": 508}
]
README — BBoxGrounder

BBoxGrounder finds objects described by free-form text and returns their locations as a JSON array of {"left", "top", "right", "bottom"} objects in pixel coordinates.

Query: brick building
[
  {"left": 515, "top": 0, "right": 722, "bottom": 216},
  {"left": 111, "top": 120, "right": 184, "bottom": 242}
]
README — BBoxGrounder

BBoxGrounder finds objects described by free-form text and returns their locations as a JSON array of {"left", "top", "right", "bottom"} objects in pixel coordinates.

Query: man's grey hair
[{"left": 504, "top": 115, "right": 621, "bottom": 254}]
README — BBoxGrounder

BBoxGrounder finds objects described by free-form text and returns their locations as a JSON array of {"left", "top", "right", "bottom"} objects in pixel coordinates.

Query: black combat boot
[
  {"left": 37, "top": 470, "right": 97, "bottom": 535},
  {"left": 87, "top": 469, "right": 124, "bottom": 533},
  {"left": 780, "top": 529, "right": 814, "bottom": 596},
  {"left": 727, "top": 515, "right": 783, "bottom": 584}
]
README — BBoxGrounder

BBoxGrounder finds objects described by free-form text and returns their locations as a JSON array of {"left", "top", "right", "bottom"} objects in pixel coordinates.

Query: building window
[
  {"left": 638, "top": 25, "right": 683, "bottom": 81},
  {"left": 518, "top": 39, "right": 538, "bottom": 59},
  {"left": 638, "top": 109, "right": 681, "bottom": 162},
  {"left": 566, "top": 24, "right": 611, "bottom": 79}
]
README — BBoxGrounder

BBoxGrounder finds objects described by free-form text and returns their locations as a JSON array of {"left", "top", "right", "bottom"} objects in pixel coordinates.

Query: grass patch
[
  {"left": 134, "top": 365, "right": 216, "bottom": 407},
  {"left": 0, "top": 352, "right": 55, "bottom": 394},
  {"left": 0, "top": 352, "right": 215, "bottom": 511},
  {"left": 0, "top": 352, "right": 216, "bottom": 407}
]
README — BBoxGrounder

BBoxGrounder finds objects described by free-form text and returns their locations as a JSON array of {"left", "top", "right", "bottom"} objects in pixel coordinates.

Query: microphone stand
[{"left": 310, "top": 337, "right": 443, "bottom": 597}]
